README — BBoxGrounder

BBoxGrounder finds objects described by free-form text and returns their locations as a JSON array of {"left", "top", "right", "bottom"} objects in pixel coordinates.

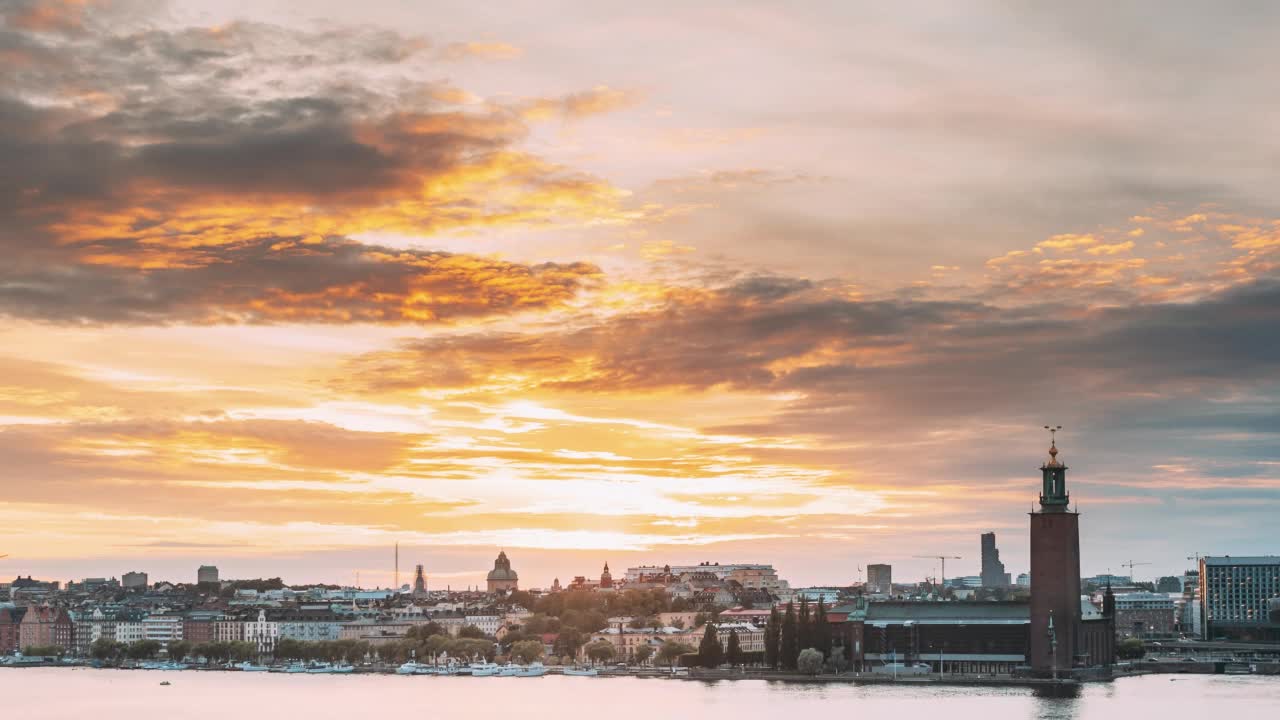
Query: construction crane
[
  {"left": 914, "top": 555, "right": 962, "bottom": 589},
  {"left": 1121, "top": 560, "right": 1150, "bottom": 583}
]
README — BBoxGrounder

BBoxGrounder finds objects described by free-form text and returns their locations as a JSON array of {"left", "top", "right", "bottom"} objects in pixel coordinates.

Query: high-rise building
[
  {"left": 121, "top": 571, "right": 148, "bottom": 589},
  {"left": 980, "top": 532, "right": 1009, "bottom": 588},
  {"left": 1199, "top": 556, "right": 1280, "bottom": 641},
  {"left": 866, "top": 564, "right": 892, "bottom": 595},
  {"left": 197, "top": 565, "right": 219, "bottom": 585}
]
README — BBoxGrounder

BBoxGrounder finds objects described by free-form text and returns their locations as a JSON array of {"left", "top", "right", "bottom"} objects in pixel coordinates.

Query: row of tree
[{"left": 764, "top": 599, "right": 833, "bottom": 670}]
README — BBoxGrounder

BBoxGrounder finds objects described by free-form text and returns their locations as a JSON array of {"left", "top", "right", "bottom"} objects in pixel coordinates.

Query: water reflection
[
  {"left": 5, "top": 669, "right": 1275, "bottom": 720},
  {"left": 1031, "top": 685, "right": 1081, "bottom": 720}
]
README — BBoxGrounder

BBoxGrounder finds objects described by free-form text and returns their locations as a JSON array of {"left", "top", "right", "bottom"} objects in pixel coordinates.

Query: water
[{"left": 2, "top": 669, "right": 1276, "bottom": 719}]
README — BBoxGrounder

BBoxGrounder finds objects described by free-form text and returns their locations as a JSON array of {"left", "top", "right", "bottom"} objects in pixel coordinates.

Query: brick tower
[{"left": 1029, "top": 428, "right": 1081, "bottom": 678}]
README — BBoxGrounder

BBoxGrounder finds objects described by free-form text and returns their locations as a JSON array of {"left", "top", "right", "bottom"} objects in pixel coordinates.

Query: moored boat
[
  {"left": 468, "top": 661, "right": 500, "bottom": 677},
  {"left": 515, "top": 662, "right": 547, "bottom": 677},
  {"left": 562, "top": 666, "right": 598, "bottom": 677}
]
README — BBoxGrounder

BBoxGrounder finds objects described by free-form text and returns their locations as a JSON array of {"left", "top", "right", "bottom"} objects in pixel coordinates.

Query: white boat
[
  {"left": 468, "top": 661, "right": 500, "bottom": 677},
  {"left": 236, "top": 661, "right": 269, "bottom": 672},
  {"left": 516, "top": 662, "right": 547, "bottom": 677},
  {"left": 498, "top": 663, "right": 521, "bottom": 677},
  {"left": 562, "top": 667, "right": 598, "bottom": 677},
  {"left": 284, "top": 663, "right": 308, "bottom": 674},
  {"left": 396, "top": 661, "right": 424, "bottom": 675},
  {"left": 329, "top": 662, "right": 355, "bottom": 674}
]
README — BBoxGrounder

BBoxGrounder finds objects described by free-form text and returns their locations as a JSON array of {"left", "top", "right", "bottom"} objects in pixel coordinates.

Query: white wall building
[{"left": 242, "top": 610, "right": 279, "bottom": 655}]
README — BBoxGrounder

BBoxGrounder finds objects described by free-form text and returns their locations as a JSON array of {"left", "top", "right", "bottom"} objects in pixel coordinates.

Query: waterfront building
[
  {"left": 832, "top": 599, "right": 1031, "bottom": 674},
  {"left": 600, "top": 562, "right": 614, "bottom": 589},
  {"left": 1113, "top": 591, "right": 1177, "bottom": 638},
  {"left": 213, "top": 619, "right": 245, "bottom": 643},
  {"left": 197, "top": 565, "right": 219, "bottom": 585},
  {"left": 867, "top": 564, "right": 892, "bottom": 595},
  {"left": 1016, "top": 573, "right": 1031, "bottom": 588},
  {"left": 242, "top": 610, "right": 279, "bottom": 655},
  {"left": 115, "top": 620, "right": 145, "bottom": 644},
  {"left": 1199, "top": 555, "right": 1280, "bottom": 641},
  {"left": 0, "top": 607, "right": 26, "bottom": 654},
  {"left": 980, "top": 533, "right": 1011, "bottom": 588},
  {"left": 142, "top": 614, "right": 184, "bottom": 644},
  {"left": 714, "top": 621, "right": 765, "bottom": 654},
  {"left": 121, "top": 571, "right": 148, "bottom": 589},
  {"left": 18, "top": 605, "right": 73, "bottom": 651},
  {"left": 486, "top": 551, "right": 519, "bottom": 594},
  {"left": 1028, "top": 435, "right": 1114, "bottom": 676}
]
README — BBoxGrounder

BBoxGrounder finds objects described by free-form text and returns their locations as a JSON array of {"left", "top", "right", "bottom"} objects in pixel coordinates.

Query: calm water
[{"left": 2, "top": 669, "right": 1277, "bottom": 719}]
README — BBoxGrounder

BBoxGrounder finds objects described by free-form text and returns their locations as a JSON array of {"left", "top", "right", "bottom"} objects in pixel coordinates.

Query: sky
[{"left": 1, "top": 0, "right": 1278, "bottom": 590}]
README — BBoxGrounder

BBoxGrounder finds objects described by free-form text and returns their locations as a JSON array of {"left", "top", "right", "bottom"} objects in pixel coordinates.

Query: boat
[
  {"left": 516, "top": 662, "right": 547, "bottom": 677},
  {"left": 305, "top": 662, "right": 352, "bottom": 674},
  {"left": 284, "top": 663, "right": 308, "bottom": 674},
  {"left": 468, "top": 661, "right": 500, "bottom": 677},
  {"left": 562, "top": 667, "right": 598, "bottom": 677},
  {"left": 158, "top": 662, "right": 188, "bottom": 671},
  {"left": 498, "top": 663, "right": 521, "bottom": 677},
  {"left": 235, "top": 661, "right": 269, "bottom": 672},
  {"left": 396, "top": 661, "right": 426, "bottom": 675},
  {"left": 159, "top": 681, "right": 171, "bottom": 686},
  {"left": 328, "top": 662, "right": 355, "bottom": 674}
]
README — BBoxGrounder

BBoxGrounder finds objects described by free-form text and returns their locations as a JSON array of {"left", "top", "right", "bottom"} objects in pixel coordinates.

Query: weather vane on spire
[{"left": 1044, "top": 424, "right": 1062, "bottom": 448}]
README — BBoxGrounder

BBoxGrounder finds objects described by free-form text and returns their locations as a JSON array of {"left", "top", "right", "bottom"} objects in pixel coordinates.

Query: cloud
[
  {"left": 441, "top": 41, "right": 523, "bottom": 61},
  {"left": 0, "top": 7, "right": 629, "bottom": 326},
  {"left": 518, "top": 86, "right": 642, "bottom": 122}
]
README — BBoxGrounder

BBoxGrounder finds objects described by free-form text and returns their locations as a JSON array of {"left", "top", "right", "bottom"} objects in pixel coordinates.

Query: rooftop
[{"left": 1203, "top": 556, "right": 1280, "bottom": 566}]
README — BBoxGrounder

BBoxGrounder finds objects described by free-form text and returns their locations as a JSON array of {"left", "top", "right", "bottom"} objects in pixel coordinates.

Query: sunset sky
[{"left": 2, "top": 0, "right": 1278, "bottom": 590}]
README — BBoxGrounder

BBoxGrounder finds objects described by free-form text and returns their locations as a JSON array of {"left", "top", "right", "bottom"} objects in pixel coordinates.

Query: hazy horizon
[{"left": 1, "top": 0, "right": 1278, "bottom": 590}]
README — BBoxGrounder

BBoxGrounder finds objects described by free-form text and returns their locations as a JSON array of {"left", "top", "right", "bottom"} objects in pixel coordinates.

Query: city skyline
[{"left": 2, "top": 1, "right": 1279, "bottom": 589}]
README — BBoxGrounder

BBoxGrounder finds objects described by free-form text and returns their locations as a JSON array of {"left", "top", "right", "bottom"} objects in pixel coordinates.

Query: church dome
[{"left": 487, "top": 550, "right": 518, "bottom": 581}]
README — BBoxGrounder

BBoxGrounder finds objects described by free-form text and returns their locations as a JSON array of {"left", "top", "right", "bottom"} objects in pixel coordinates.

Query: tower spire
[{"left": 1038, "top": 425, "right": 1069, "bottom": 511}]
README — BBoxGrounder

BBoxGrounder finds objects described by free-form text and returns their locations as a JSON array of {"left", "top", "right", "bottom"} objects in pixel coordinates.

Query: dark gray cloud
[{"left": 0, "top": 4, "right": 615, "bottom": 325}]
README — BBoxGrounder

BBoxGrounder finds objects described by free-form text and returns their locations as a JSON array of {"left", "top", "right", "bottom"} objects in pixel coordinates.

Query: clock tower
[{"left": 1029, "top": 428, "right": 1082, "bottom": 677}]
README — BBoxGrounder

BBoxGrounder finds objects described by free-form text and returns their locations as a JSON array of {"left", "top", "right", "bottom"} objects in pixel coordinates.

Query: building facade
[
  {"left": 1027, "top": 436, "right": 1114, "bottom": 676},
  {"left": 866, "top": 564, "right": 892, "bottom": 595},
  {"left": 1199, "top": 556, "right": 1280, "bottom": 641},
  {"left": 1114, "top": 591, "right": 1177, "bottom": 638},
  {"left": 197, "top": 565, "right": 219, "bottom": 585},
  {"left": 121, "top": 571, "right": 148, "bottom": 589}
]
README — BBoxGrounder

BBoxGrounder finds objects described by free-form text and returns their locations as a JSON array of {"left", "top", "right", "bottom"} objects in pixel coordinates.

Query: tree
[
  {"left": 167, "top": 640, "right": 191, "bottom": 661},
  {"left": 726, "top": 629, "right": 743, "bottom": 668},
  {"left": 458, "top": 624, "right": 486, "bottom": 639},
  {"left": 658, "top": 640, "right": 695, "bottom": 667},
  {"left": 764, "top": 606, "right": 781, "bottom": 669},
  {"left": 780, "top": 602, "right": 798, "bottom": 670},
  {"left": 698, "top": 624, "right": 723, "bottom": 668},
  {"left": 91, "top": 638, "right": 124, "bottom": 662},
  {"left": 797, "top": 598, "right": 811, "bottom": 654},
  {"left": 1117, "top": 638, "right": 1146, "bottom": 660},
  {"left": 585, "top": 639, "right": 617, "bottom": 665},
  {"left": 511, "top": 639, "right": 544, "bottom": 664},
  {"left": 797, "top": 648, "right": 823, "bottom": 675},
  {"left": 814, "top": 599, "right": 832, "bottom": 658},
  {"left": 127, "top": 640, "right": 162, "bottom": 660},
  {"left": 553, "top": 628, "right": 586, "bottom": 660},
  {"left": 634, "top": 644, "right": 655, "bottom": 666}
]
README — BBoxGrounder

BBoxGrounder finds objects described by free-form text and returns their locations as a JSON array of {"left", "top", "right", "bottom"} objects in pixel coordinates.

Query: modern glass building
[{"left": 1199, "top": 556, "right": 1280, "bottom": 641}]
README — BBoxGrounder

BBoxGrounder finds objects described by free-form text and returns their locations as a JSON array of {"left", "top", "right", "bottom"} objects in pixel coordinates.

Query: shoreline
[{"left": 4, "top": 663, "right": 1275, "bottom": 686}]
